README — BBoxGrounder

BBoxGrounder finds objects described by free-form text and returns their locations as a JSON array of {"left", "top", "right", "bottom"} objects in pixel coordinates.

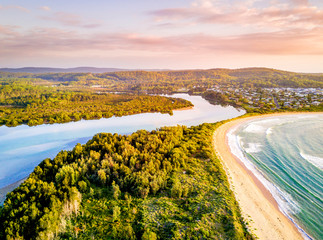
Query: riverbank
[
  {"left": 173, "top": 106, "right": 194, "bottom": 111},
  {"left": 212, "top": 112, "right": 319, "bottom": 240},
  {"left": 0, "top": 178, "right": 26, "bottom": 205}
]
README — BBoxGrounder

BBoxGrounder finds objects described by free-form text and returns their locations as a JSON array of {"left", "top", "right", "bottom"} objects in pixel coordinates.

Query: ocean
[{"left": 228, "top": 114, "right": 323, "bottom": 240}]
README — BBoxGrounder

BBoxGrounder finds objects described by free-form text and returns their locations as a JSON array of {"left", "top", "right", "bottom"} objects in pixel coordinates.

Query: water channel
[{"left": 0, "top": 94, "right": 245, "bottom": 203}]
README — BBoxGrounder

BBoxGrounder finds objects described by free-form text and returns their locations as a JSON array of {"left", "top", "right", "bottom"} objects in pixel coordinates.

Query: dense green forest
[
  {"left": 0, "top": 79, "right": 192, "bottom": 127},
  {"left": 0, "top": 123, "right": 253, "bottom": 240}
]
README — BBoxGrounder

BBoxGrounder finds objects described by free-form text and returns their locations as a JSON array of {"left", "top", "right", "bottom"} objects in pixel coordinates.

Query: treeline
[
  {"left": 0, "top": 68, "right": 323, "bottom": 89},
  {"left": 202, "top": 91, "right": 234, "bottom": 107},
  {"left": 0, "top": 79, "right": 192, "bottom": 127},
  {"left": 1, "top": 67, "right": 323, "bottom": 92},
  {"left": 0, "top": 123, "right": 253, "bottom": 240}
]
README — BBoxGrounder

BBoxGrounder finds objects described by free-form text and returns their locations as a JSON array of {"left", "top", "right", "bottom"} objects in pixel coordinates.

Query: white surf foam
[
  {"left": 300, "top": 152, "right": 323, "bottom": 169},
  {"left": 243, "top": 123, "right": 265, "bottom": 133},
  {"left": 256, "top": 118, "right": 281, "bottom": 124},
  {"left": 244, "top": 143, "right": 262, "bottom": 153},
  {"left": 227, "top": 127, "right": 312, "bottom": 240},
  {"left": 266, "top": 127, "right": 273, "bottom": 135}
]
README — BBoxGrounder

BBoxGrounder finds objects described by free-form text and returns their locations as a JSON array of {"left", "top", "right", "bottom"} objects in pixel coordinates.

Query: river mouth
[{"left": 0, "top": 93, "right": 245, "bottom": 203}]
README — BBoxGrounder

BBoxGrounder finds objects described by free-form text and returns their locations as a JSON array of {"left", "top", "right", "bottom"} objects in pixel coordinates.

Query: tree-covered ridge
[
  {"left": 0, "top": 79, "right": 192, "bottom": 127},
  {"left": 2, "top": 67, "right": 322, "bottom": 90},
  {"left": 0, "top": 124, "right": 253, "bottom": 240}
]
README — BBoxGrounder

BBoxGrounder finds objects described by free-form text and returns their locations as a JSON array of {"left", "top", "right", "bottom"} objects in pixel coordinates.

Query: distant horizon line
[{"left": 0, "top": 66, "right": 322, "bottom": 74}]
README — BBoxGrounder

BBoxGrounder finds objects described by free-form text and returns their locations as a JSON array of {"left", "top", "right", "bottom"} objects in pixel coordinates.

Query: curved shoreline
[
  {"left": 0, "top": 178, "right": 27, "bottom": 205},
  {"left": 213, "top": 112, "right": 322, "bottom": 240}
]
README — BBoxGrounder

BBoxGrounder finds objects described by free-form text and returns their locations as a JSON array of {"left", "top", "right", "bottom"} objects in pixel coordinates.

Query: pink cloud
[
  {"left": 0, "top": 5, "right": 29, "bottom": 13},
  {"left": 151, "top": 0, "right": 323, "bottom": 30},
  {"left": 0, "top": 25, "right": 21, "bottom": 37},
  {"left": 290, "top": 0, "right": 309, "bottom": 6},
  {"left": 40, "top": 12, "right": 101, "bottom": 28},
  {"left": 1, "top": 26, "right": 323, "bottom": 57},
  {"left": 40, "top": 6, "right": 51, "bottom": 11},
  {"left": 41, "top": 12, "right": 82, "bottom": 26}
]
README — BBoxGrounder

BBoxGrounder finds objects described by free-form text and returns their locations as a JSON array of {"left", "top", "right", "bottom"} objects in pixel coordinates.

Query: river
[{"left": 0, "top": 94, "right": 245, "bottom": 203}]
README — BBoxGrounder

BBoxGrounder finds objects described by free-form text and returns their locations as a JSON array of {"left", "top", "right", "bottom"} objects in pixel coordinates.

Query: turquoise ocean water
[{"left": 228, "top": 114, "right": 323, "bottom": 240}]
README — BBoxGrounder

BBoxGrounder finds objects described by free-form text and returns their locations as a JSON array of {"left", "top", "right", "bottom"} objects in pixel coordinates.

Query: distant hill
[
  {"left": 0, "top": 67, "right": 172, "bottom": 74},
  {"left": 0, "top": 67, "right": 130, "bottom": 74},
  {"left": 1, "top": 67, "right": 322, "bottom": 88},
  {"left": 1, "top": 66, "right": 322, "bottom": 75}
]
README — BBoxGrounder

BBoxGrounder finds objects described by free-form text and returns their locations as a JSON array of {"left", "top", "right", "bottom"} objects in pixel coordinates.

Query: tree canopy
[{"left": 0, "top": 123, "right": 253, "bottom": 240}]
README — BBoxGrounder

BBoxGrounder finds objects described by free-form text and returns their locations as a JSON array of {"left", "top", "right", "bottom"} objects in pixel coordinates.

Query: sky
[{"left": 1, "top": 0, "right": 323, "bottom": 72}]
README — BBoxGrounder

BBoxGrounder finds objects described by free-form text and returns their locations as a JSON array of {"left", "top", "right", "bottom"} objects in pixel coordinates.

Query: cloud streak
[
  {"left": 151, "top": 0, "right": 323, "bottom": 30},
  {"left": 0, "top": 4, "right": 29, "bottom": 13},
  {"left": 290, "top": 0, "right": 309, "bottom": 6},
  {"left": 1, "top": 25, "right": 323, "bottom": 58},
  {"left": 40, "top": 12, "right": 102, "bottom": 28},
  {"left": 40, "top": 6, "right": 51, "bottom": 11}
]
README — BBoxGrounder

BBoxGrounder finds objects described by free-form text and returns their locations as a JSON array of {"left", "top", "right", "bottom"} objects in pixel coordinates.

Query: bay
[{"left": 229, "top": 114, "right": 323, "bottom": 240}]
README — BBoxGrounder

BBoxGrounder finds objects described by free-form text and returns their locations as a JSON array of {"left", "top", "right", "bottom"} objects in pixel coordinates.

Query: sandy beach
[
  {"left": 173, "top": 106, "right": 194, "bottom": 111},
  {"left": 212, "top": 113, "right": 318, "bottom": 240}
]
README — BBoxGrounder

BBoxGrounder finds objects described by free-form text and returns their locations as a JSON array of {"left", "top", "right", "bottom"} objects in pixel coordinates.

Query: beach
[{"left": 212, "top": 113, "right": 314, "bottom": 240}]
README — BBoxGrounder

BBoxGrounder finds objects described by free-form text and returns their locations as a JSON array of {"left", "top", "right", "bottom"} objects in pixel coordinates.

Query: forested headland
[
  {"left": 0, "top": 123, "right": 253, "bottom": 240},
  {"left": 0, "top": 78, "right": 192, "bottom": 127}
]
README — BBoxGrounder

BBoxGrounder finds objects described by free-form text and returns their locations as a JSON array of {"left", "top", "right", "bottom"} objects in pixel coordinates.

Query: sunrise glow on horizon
[{"left": 1, "top": 0, "right": 323, "bottom": 72}]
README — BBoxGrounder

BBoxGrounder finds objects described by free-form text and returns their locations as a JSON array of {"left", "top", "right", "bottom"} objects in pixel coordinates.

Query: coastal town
[{"left": 204, "top": 87, "right": 322, "bottom": 111}]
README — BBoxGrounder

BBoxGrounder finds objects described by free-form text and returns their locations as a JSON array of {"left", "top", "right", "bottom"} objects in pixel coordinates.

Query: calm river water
[{"left": 0, "top": 94, "right": 244, "bottom": 202}]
